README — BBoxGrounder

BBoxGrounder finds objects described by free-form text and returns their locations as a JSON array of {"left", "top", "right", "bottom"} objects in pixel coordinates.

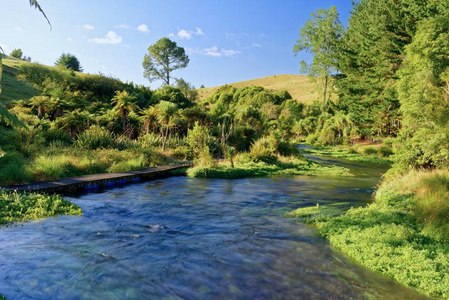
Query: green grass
[
  {"left": 187, "top": 155, "right": 351, "bottom": 179},
  {"left": 301, "top": 146, "right": 393, "bottom": 165},
  {"left": 198, "top": 74, "right": 319, "bottom": 104},
  {"left": 289, "top": 169, "right": 449, "bottom": 299},
  {"left": 0, "top": 70, "right": 39, "bottom": 104},
  {"left": 0, "top": 190, "right": 81, "bottom": 225}
]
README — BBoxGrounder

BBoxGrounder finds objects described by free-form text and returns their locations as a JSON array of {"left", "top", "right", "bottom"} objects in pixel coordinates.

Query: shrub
[
  {"left": 305, "top": 133, "right": 318, "bottom": 145},
  {"left": 414, "top": 172, "right": 449, "bottom": 241},
  {"left": 249, "top": 136, "right": 277, "bottom": 163},
  {"left": 76, "top": 125, "right": 115, "bottom": 150},
  {"left": 44, "top": 127, "right": 72, "bottom": 146},
  {"left": 0, "top": 152, "right": 32, "bottom": 185},
  {"left": 363, "top": 146, "right": 378, "bottom": 156},
  {"left": 107, "top": 155, "right": 145, "bottom": 172},
  {"left": 378, "top": 146, "right": 394, "bottom": 157},
  {"left": 32, "top": 154, "right": 78, "bottom": 180}
]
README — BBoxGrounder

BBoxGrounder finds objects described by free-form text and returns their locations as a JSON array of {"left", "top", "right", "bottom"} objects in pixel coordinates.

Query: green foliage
[
  {"left": 291, "top": 169, "right": 449, "bottom": 298},
  {"left": 186, "top": 121, "right": 214, "bottom": 159},
  {"left": 301, "top": 146, "right": 393, "bottom": 165},
  {"left": 0, "top": 190, "right": 81, "bottom": 225},
  {"left": 10, "top": 49, "right": 23, "bottom": 60},
  {"left": 414, "top": 172, "right": 449, "bottom": 241},
  {"left": 54, "top": 52, "right": 83, "bottom": 72},
  {"left": 249, "top": 136, "right": 278, "bottom": 163},
  {"left": 152, "top": 86, "right": 192, "bottom": 109},
  {"left": 395, "top": 8, "right": 449, "bottom": 170},
  {"left": 76, "top": 125, "right": 115, "bottom": 150},
  {"left": 188, "top": 155, "right": 350, "bottom": 179},
  {"left": 0, "top": 152, "right": 33, "bottom": 185},
  {"left": 294, "top": 5, "right": 342, "bottom": 106},
  {"left": 143, "top": 37, "right": 189, "bottom": 86},
  {"left": 362, "top": 146, "right": 378, "bottom": 156},
  {"left": 32, "top": 154, "right": 78, "bottom": 180},
  {"left": 107, "top": 155, "right": 145, "bottom": 172}
]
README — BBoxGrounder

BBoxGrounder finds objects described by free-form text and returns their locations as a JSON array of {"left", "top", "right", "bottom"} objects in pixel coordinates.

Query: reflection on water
[{"left": 0, "top": 159, "right": 428, "bottom": 299}]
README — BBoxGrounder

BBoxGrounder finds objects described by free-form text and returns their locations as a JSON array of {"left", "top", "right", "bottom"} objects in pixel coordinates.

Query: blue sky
[{"left": 0, "top": 0, "right": 353, "bottom": 89}]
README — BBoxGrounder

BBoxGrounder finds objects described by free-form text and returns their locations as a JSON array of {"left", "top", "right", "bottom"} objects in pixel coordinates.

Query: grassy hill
[
  {"left": 0, "top": 57, "right": 40, "bottom": 104},
  {"left": 197, "top": 74, "right": 318, "bottom": 104}
]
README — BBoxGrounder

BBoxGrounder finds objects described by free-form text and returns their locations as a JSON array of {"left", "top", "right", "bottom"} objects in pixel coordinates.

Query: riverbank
[
  {"left": 187, "top": 155, "right": 351, "bottom": 179},
  {"left": 300, "top": 146, "right": 393, "bottom": 165},
  {"left": 289, "top": 169, "right": 449, "bottom": 299},
  {"left": 0, "top": 190, "right": 81, "bottom": 225}
]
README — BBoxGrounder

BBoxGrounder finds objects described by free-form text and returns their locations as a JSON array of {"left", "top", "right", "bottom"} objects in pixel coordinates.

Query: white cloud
[
  {"left": 89, "top": 31, "right": 122, "bottom": 45},
  {"left": 177, "top": 27, "right": 205, "bottom": 39},
  {"left": 115, "top": 24, "right": 130, "bottom": 29},
  {"left": 188, "top": 46, "right": 241, "bottom": 57},
  {"left": 168, "top": 32, "right": 176, "bottom": 38},
  {"left": 195, "top": 27, "right": 204, "bottom": 36},
  {"left": 14, "top": 26, "right": 24, "bottom": 32},
  {"left": 82, "top": 24, "right": 95, "bottom": 31},
  {"left": 178, "top": 29, "right": 192, "bottom": 39},
  {"left": 137, "top": 24, "right": 150, "bottom": 34},
  {"left": 67, "top": 37, "right": 74, "bottom": 42},
  {"left": 251, "top": 43, "right": 262, "bottom": 48}
]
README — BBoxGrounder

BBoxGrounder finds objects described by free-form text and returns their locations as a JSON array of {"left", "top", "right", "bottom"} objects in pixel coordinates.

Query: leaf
[{"left": 29, "top": 0, "right": 52, "bottom": 30}]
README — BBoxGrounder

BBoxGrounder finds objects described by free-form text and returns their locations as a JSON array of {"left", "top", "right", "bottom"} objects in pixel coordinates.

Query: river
[{"left": 0, "top": 157, "right": 429, "bottom": 299}]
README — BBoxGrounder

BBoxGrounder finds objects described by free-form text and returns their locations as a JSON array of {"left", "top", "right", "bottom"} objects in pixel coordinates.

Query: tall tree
[
  {"left": 395, "top": 6, "right": 449, "bottom": 170},
  {"left": 294, "top": 6, "right": 343, "bottom": 107},
  {"left": 142, "top": 37, "right": 189, "bottom": 86},
  {"left": 55, "top": 53, "right": 83, "bottom": 72}
]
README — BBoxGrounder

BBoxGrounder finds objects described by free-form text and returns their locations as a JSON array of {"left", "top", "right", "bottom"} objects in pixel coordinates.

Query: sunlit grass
[
  {"left": 198, "top": 74, "right": 319, "bottom": 104},
  {"left": 188, "top": 154, "right": 351, "bottom": 179}
]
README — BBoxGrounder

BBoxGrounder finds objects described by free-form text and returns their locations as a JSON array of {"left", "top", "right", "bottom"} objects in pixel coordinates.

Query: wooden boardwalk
[{"left": 1, "top": 163, "right": 192, "bottom": 194}]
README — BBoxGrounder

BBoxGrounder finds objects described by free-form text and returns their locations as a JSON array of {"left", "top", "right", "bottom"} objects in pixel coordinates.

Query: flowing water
[{"left": 0, "top": 158, "right": 429, "bottom": 299}]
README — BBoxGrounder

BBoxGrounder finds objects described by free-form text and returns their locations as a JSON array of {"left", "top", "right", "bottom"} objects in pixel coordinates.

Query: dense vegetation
[
  {"left": 0, "top": 57, "right": 349, "bottom": 186},
  {"left": 287, "top": 1, "right": 449, "bottom": 298}
]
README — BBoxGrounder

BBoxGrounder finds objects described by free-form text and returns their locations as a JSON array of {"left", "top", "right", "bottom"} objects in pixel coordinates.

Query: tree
[
  {"left": 10, "top": 49, "right": 23, "bottom": 59},
  {"left": 155, "top": 101, "right": 179, "bottom": 151},
  {"left": 111, "top": 90, "right": 137, "bottom": 132},
  {"left": 142, "top": 37, "right": 189, "bottom": 86},
  {"left": 176, "top": 78, "right": 198, "bottom": 102},
  {"left": 55, "top": 53, "right": 83, "bottom": 72},
  {"left": 294, "top": 6, "right": 343, "bottom": 107},
  {"left": 395, "top": 9, "right": 449, "bottom": 170}
]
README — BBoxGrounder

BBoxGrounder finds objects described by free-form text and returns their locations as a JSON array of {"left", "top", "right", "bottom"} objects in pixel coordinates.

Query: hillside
[
  {"left": 0, "top": 58, "right": 39, "bottom": 103},
  {"left": 197, "top": 74, "right": 318, "bottom": 104}
]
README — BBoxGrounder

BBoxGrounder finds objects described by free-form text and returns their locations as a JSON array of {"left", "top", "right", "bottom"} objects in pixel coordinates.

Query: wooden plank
[{"left": 0, "top": 163, "right": 192, "bottom": 194}]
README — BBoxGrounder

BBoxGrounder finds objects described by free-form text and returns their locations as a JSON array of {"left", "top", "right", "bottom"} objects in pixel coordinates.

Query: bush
[
  {"left": 378, "top": 146, "right": 394, "bottom": 157},
  {"left": 249, "top": 136, "right": 277, "bottom": 163},
  {"left": 32, "top": 154, "right": 78, "bottom": 180},
  {"left": 415, "top": 172, "right": 449, "bottom": 241},
  {"left": 0, "top": 152, "right": 32, "bottom": 185},
  {"left": 76, "top": 126, "right": 115, "bottom": 150},
  {"left": 305, "top": 133, "right": 318, "bottom": 145},
  {"left": 44, "top": 127, "right": 72, "bottom": 146},
  {"left": 363, "top": 146, "right": 378, "bottom": 156},
  {"left": 107, "top": 155, "right": 145, "bottom": 172}
]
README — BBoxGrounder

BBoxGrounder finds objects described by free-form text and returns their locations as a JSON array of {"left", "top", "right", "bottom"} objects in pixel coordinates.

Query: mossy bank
[{"left": 289, "top": 170, "right": 449, "bottom": 299}]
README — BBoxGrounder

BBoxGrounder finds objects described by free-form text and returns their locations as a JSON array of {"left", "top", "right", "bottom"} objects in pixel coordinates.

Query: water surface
[{"left": 0, "top": 159, "right": 428, "bottom": 299}]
